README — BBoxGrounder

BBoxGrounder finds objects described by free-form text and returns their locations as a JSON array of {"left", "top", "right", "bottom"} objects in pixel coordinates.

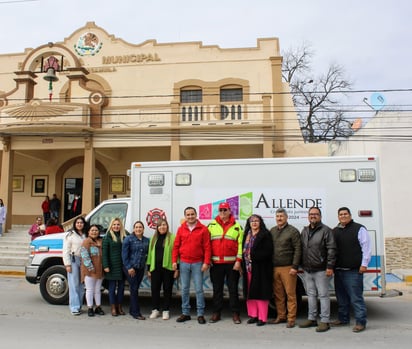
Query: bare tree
[{"left": 282, "top": 45, "right": 352, "bottom": 143}]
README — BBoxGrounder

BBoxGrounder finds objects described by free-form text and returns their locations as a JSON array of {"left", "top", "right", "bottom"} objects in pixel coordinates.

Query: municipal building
[{"left": 0, "top": 22, "right": 324, "bottom": 229}]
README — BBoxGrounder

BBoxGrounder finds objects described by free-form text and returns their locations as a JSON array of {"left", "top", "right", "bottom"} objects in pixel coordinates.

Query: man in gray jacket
[{"left": 299, "top": 206, "right": 336, "bottom": 333}]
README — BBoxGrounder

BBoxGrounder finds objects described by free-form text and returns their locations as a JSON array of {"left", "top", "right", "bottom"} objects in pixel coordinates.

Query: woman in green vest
[{"left": 147, "top": 219, "right": 178, "bottom": 320}]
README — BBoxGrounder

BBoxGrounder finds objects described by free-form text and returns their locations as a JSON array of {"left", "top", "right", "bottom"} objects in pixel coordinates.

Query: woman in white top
[{"left": 63, "top": 216, "right": 88, "bottom": 315}]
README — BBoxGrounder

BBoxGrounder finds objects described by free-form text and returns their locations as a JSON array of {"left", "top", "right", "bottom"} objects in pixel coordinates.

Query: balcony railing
[
  {"left": 100, "top": 102, "right": 266, "bottom": 129},
  {"left": 180, "top": 103, "right": 270, "bottom": 125}
]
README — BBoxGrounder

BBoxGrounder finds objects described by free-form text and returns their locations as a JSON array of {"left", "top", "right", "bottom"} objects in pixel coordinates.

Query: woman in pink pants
[{"left": 242, "top": 214, "right": 273, "bottom": 326}]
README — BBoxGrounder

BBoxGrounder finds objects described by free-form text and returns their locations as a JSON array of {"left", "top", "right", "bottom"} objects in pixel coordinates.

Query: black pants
[
  {"left": 150, "top": 268, "right": 175, "bottom": 311},
  {"left": 210, "top": 263, "right": 241, "bottom": 314}
]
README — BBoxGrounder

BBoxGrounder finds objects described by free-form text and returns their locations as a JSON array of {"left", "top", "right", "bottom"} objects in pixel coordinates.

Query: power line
[
  {"left": 1, "top": 106, "right": 411, "bottom": 122},
  {"left": 1, "top": 88, "right": 412, "bottom": 141},
  {"left": 2, "top": 87, "right": 412, "bottom": 103}
]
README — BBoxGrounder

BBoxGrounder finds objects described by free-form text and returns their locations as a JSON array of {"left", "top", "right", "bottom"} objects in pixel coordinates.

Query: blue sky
[{"left": 1, "top": 0, "right": 410, "bottom": 109}]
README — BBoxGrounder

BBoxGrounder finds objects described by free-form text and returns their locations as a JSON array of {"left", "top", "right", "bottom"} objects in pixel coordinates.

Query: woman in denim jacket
[{"left": 122, "top": 220, "right": 149, "bottom": 320}]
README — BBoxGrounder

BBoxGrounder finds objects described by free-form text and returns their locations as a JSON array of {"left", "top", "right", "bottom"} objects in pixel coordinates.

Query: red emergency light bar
[{"left": 359, "top": 210, "right": 373, "bottom": 217}]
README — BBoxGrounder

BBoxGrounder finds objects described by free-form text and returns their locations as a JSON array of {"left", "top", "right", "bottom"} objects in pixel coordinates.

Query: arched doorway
[{"left": 55, "top": 157, "right": 108, "bottom": 222}]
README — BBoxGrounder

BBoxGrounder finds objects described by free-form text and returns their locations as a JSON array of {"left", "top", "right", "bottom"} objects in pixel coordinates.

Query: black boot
[{"left": 94, "top": 306, "right": 105, "bottom": 315}]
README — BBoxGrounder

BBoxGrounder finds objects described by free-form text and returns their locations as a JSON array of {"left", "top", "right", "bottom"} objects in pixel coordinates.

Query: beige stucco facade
[{"left": 0, "top": 22, "right": 326, "bottom": 227}]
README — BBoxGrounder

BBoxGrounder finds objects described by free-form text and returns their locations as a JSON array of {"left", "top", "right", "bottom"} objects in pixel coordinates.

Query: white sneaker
[
  {"left": 149, "top": 309, "right": 160, "bottom": 319},
  {"left": 162, "top": 310, "right": 170, "bottom": 320}
]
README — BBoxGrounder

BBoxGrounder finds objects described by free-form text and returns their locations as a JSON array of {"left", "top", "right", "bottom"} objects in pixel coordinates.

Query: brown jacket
[{"left": 80, "top": 237, "right": 103, "bottom": 282}]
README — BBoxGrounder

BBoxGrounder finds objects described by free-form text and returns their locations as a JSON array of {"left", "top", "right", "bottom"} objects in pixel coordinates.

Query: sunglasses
[{"left": 219, "top": 208, "right": 228, "bottom": 212}]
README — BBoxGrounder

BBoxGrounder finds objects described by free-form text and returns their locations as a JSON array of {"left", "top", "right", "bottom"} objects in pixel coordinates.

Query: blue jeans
[
  {"left": 124, "top": 266, "right": 144, "bottom": 317},
  {"left": 334, "top": 269, "right": 367, "bottom": 326},
  {"left": 51, "top": 210, "right": 59, "bottom": 221},
  {"left": 179, "top": 262, "right": 205, "bottom": 316},
  {"left": 107, "top": 279, "right": 125, "bottom": 305},
  {"left": 304, "top": 270, "right": 331, "bottom": 323},
  {"left": 68, "top": 256, "right": 84, "bottom": 313}
]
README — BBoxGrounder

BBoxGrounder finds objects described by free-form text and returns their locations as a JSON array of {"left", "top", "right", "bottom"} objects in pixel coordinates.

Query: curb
[{"left": 0, "top": 270, "right": 25, "bottom": 277}]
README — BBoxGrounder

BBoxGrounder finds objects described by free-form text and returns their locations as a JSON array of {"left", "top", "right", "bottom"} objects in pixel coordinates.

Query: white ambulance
[{"left": 26, "top": 156, "right": 385, "bottom": 304}]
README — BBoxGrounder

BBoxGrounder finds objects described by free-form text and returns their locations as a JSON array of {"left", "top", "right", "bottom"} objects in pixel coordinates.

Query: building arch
[
  {"left": 54, "top": 156, "right": 109, "bottom": 209},
  {"left": 20, "top": 43, "right": 82, "bottom": 72}
]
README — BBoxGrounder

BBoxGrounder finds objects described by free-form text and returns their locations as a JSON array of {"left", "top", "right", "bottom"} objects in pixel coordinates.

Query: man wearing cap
[{"left": 208, "top": 202, "right": 244, "bottom": 324}]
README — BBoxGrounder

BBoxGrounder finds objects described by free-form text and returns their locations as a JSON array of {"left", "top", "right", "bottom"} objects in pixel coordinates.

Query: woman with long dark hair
[
  {"left": 147, "top": 219, "right": 178, "bottom": 320},
  {"left": 80, "top": 224, "right": 105, "bottom": 317},
  {"left": 242, "top": 214, "right": 273, "bottom": 326},
  {"left": 62, "top": 216, "right": 88, "bottom": 315}
]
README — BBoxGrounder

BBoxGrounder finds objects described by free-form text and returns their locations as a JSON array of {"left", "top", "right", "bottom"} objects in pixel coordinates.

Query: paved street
[{"left": 0, "top": 276, "right": 411, "bottom": 349}]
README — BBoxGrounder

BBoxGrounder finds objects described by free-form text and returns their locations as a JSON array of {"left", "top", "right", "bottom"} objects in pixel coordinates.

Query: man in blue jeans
[
  {"left": 172, "top": 207, "right": 211, "bottom": 324},
  {"left": 299, "top": 206, "right": 336, "bottom": 333},
  {"left": 332, "top": 207, "right": 371, "bottom": 333}
]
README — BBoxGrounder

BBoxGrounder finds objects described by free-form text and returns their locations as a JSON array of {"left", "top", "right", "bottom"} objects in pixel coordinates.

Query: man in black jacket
[
  {"left": 49, "top": 194, "right": 61, "bottom": 222},
  {"left": 299, "top": 206, "right": 336, "bottom": 333}
]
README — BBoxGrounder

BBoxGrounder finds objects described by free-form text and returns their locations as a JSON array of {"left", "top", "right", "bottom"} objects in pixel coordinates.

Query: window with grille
[
  {"left": 180, "top": 89, "right": 202, "bottom": 103},
  {"left": 220, "top": 88, "right": 243, "bottom": 102}
]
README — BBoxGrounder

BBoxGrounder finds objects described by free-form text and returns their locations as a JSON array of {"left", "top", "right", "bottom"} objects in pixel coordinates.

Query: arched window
[{"left": 180, "top": 87, "right": 203, "bottom": 121}]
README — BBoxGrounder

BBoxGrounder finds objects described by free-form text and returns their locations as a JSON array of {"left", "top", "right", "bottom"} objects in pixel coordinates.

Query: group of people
[
  {"left": 28, "top": 216, "right": 64, "bottom": 240},
  {"left": 270, "top": 206, "right": 371, "bottom": 334},
  {"left": 62, "top": 216, "right": 176, "bottom": 320},
  {"left": 61, "top": 203, "right": 371, "bottom": 335},
  {"left": 28, "top": 194, "right": 64, "bottom": 240},
  {"left": 41, "top": 194, "right": 61, "bottom": 224},
  {"left": 28, "top": 193, "right": 85, "bottom": 241}
]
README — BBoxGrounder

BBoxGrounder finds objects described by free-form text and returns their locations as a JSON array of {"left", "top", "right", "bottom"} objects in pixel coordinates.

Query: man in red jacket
[
  {"left": 172, "top": 206, "right": 211, "bottom": 324},
  {"left": 208, "top": 202, "right": 244, "bottom": 324}
]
